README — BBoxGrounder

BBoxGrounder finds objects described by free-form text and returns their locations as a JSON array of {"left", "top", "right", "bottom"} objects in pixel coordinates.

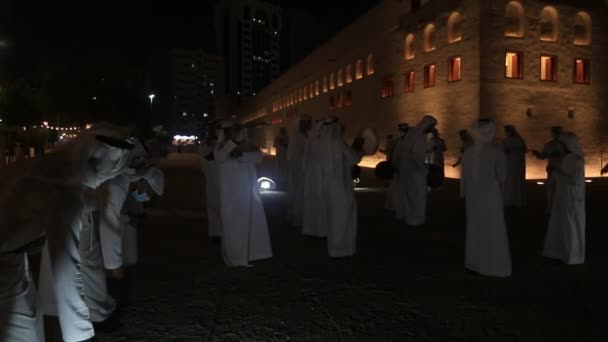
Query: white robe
[
  {"left": 322, "top": 137, "right": 362, "bottom": 257},
  {"left": 216, "top": 141, "right": 272, "bottom": 267},
  {"left": 541, "top": 140, "right": 565, "bottom": 213},
  {"left": 543, "top": 153, "right": 585, "bottom": 264},
  {"left": 502, "top": 135, "right": 527, "bottom": 207},
  {"left": 201, "top": 146, "right": 222, "bottom": 238},
  {"left": 395, "top": 130, "right": 429, "bottom": 226},
  {"left": 98, "top": 174, "right": 132, "bottom": 270},
  {"left": 287, "top": 131, "right": 307, "bottom": 226},
  {"left": 0, "top": 253, "right": 45, "bottom": 342},
  {"left": 302, "top": 126, "right": 329, "bottom": 237},
  {"left": 462, "top": 143, "right": 512, "bottom": 277},
  {"left": 389, "top": 136, "right": 407, "bottom": 219}
]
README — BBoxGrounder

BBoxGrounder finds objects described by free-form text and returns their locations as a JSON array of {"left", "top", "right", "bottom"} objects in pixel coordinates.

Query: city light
[{"left": 257, "top": 177, "right": 276, "bottom": 191}]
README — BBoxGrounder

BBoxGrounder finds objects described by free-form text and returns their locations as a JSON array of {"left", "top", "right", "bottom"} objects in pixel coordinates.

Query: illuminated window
[
  {"left": 540, "top": 7, "right": 559, "bottom": 42},
  {"left": 540, "top": 55, "right": 558, "bottom": 81},
  {"left": 505, "top": 1, "right": 524, "bottom": 38},
  {"left": 330, "top": 73, "right": 335, "bottom": 90},
  {"left": 448, "top": 56, "right": 461, "bottom": 82},
  {"left": 337, "top": 68, "right": 344, "bottom": 87},
  {"left": 289, "top": 93, "right": 294, "bottom": 105},
  {"left": 367, "top": 54, "right": 375, "bottom": 75},
  {"left": 424, "top": 24, "right": 436, "bottom": 52},
  {"left": 405, "top": 71, "right": 415, "bottom": 92},
  {"left": 337, "top": 93, "right": 344, "bottom": 109},
  {"left": 346, "top": 64, "right": 353, "bottom": 83},
  {"left": 356, "top": 59, "right": 364, "bottom": 79},
  {"left": 405, "top": 34, "right": 415, "bottom": 60},
  {"left": 424, "top": 64, "right": 436, "bottom": 88},
  {"left": 448, "top": 12, "right": 463, "bottom": 43},
  {"left": 329, "top": 95, "right": 335, "bottom": 111},
  {"left": 310, "top": 83, "right": 314, "bottom": 98},
  {"left": 505, "top": 51, "right": 523, "bottom": 79},
  {"left": 298, "top": 89, "right": 302, "bottom": 102},
  {"left": 573, "top": 58, "right": 589, "bottom": 84},
  {"left": 381, "top": 77, "right": 394, "bottom": 98},
  {"left": 315, "top": 80, "right": 320, "bottom": 95},
  {"left": 303, "top": 87, "right": 307, "bottom": 100},
  {"left": 323, "top": 76, "right": 328, "bottom": 92},
  {"left": 345, "top": 91, "right": 352, "bottom": 107},
  {"left": 573, "top": 12, "right": 592, "bottom": 46}
]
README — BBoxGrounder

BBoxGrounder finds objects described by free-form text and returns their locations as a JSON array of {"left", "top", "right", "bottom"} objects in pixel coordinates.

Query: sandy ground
[{"left": 45, "top": 153, "right": 607, "bottom": 341}]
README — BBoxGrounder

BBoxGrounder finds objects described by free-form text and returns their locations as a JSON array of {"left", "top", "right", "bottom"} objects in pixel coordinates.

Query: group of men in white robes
[
  {"left": 287, "top": 116, "right": 364, "bottom": 257},
  {"left": 0, "top": 124, "right": 166, "bottom": 342},
  {"left": 200, "top": 121, "right": 272, "bottom": 267}
]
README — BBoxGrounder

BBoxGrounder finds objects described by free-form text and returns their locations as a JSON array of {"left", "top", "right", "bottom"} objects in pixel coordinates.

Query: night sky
[{"left": 9, "top": 0, "right": 380, "bottom": 75}]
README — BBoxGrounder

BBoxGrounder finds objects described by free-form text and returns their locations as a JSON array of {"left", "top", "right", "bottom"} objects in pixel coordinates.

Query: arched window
[
  {"left": 573, "top": 12, "right": 592, "bottom": 46},
  {"left": 303, "top": 87, "right": 307, "bottom": 100},
  {"left": 310, "top": 83, "right": 314, "bottom": 98},
  {"left": 356, "top": 59, "right": 364, "bottom": 79},
  {"left": 329, "top": 73, "right": 335, "bottom": 90},
  {"left": 323, "top": 76, "right": 328, "bottom": 92},
  {"left": 315, "top": 80, "right": 320, "bottom": 95},
  {"left": 298, "top": 89, "right": 302, "bottom": 102},
  {"left": 346, "top": 64, "right": 353, "bottom": 83},
  {"left": 329, "top": 96, "right": 335, "bottom": 111},
  {"left": 366, "top": 54, "right": 375, "bottom": 75},
  {"left": 337, "top": 69, "right": 344, "bottom": 87},
  {"left": 448, "top": 12, "right": 463, "bottom": 43},
  {"left": 381, "top": 77, "right": 394, "bottom": 98},
  {"left": 345, "top": 91, "right": 352, "bottom": 107},
  {"left": 424, "top": 24, "right": 436, "bottom": 52},
  {"left": 337, "top": 93, "right": 344, "bottom": 109},
  {"left": 405, "top": 34, "right": 415, "bottom": 60},
  {"left": 505, "top": 1, "right": 525, "bottom": 38},
  {"left": 540, "top": 6, "right": 559, "bottom": 42}
]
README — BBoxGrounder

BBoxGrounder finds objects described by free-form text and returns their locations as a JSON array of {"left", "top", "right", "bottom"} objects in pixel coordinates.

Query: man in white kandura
[
  {"left": 462, "top": 118, "right": 512, "bottom": 278},
  {"left": 287, "top": 115, "right": 311, "bottom": 227},
  {"left": 387, "top": 123, "right": 407, "bottom": 216},
  {"left": 532, "top": 126, "right": 565, "bottom": 213},
  {"left": 200, "top": 125, "right": 223, "bottom": 239},
  {"left": 216, "top": 124, "right": 272, "bottom": 267},
  {"left": 273, "top": 127, "right": 289, "bottom": 185},
  {"left": 393, "top": 115, "right": 437, "bottom": 227},
  {"left": 502, "top": 125, "right": 527, "bottom": 207},
  {"left": 320, "top": 118, "right": 364, "bottom": 257},
  {"left": 302, "top": 121, "right": 329, "bottom": 237},
  {"left": 542, "top": 132, "right": 586, "bottom": 265},
  {"left": 0, "top": 124, "right": 133, "bottom": 342}
]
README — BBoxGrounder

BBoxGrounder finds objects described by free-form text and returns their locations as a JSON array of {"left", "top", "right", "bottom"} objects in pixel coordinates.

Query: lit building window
[
  {"left": 573, "top": 12, "right": 592, "bottom": 46},
  {"left": 345, "top": 91, "right": 352, "bottom": 107},
  {"left": 337, "top": 93, "right": 344, "bottom": 109},
  {"left": 346, "top": 64, "right": 353, "bottom": 83},
  {"left": 540, "top": 7, "right": 559, "bottom": 42},
  {"left": 424, "top": 64, "right": 436, "bottom": 88},
  {"left": 303, "top": 87, "right": 307, "bottom": 100},
  {"left": 366, "top": 54, "right": 375, "bottom": 75},
  {"left": 330, "top": 73, "right": 335, "bottom": 90},
  {"left": 573, "top": 58, "right": 590, "bottom": 84},
  {"left": 337, "top": 69, "right": 344, "bottom": 87},
  {"left": 298, "top": 89, "right": 303, "bottom": 102},
  {"left": 448, "top": 56, "right": 462, "bottom": 82},
  {"left": 356, "top": 59, "right": 364, "bottom": 79},
  {"left": 540, "top": 55, "right": 558, "bottom": 81},
  {"left": 448, "top": 12, "right": 463, "bottom": 43},
  {"left": 424, "top": 24, "right": 436, "bottom": 52},
  {"left": 405, "top": 34, "right": 415, "bottom": 60},
  {"left": 315, "top": 80, "right": 320, "bottom": 95},
  {"left": 505, "top": 1, "right": 525, "bottom": 38},
  {"left": 381, "top": 77, "right": 394, "bottom": 98},
  {"left": 405, "top": 71, "right": 415, "bottom": 92},
  {"left": 329, "top": 95, "right": 335, "bottom": 111},
  {"left": 310, "top": 83, "right": 314, "bottom": 98},
  {"left": 505, "top": 51, "right": 523, "bottom": 79}
]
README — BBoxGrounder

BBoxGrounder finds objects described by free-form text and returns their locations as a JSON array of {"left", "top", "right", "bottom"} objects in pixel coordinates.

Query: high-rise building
[
  {"left": 151, "top": 49, "right": 224, "bottom": 132},
  {"left": 280, "top": 8, "right": 327, "bottom": 73},
  {"left": 214, "top": 0, "right": 282, "bottom": 97}
]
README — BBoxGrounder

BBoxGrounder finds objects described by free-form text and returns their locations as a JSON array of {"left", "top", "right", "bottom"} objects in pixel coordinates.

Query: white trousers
[
  {"left": 39, "top": 215, "right": 95, "bottom": 342},
  {"left": 80, "top": 214, "right": 117, "bottom": 322},
  {"left": 0, "top": 253, "right": 44, "bottom": 342}
]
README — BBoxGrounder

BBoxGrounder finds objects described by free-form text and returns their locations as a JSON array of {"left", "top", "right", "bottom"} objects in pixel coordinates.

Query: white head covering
[{"left": 559, "top": 132, "right": 583, "bottom": 158}]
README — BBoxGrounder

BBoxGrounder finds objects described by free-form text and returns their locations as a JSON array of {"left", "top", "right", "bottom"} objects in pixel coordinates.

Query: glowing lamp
[
  {"left": 585, "top": 179, "right": 592, "bottom": 183},
  {"left": 257, "top": 177, "right": 276, "bottom": 191},
  {"left": 537, "top": 181, "right": 545, "bottom": 185}
]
